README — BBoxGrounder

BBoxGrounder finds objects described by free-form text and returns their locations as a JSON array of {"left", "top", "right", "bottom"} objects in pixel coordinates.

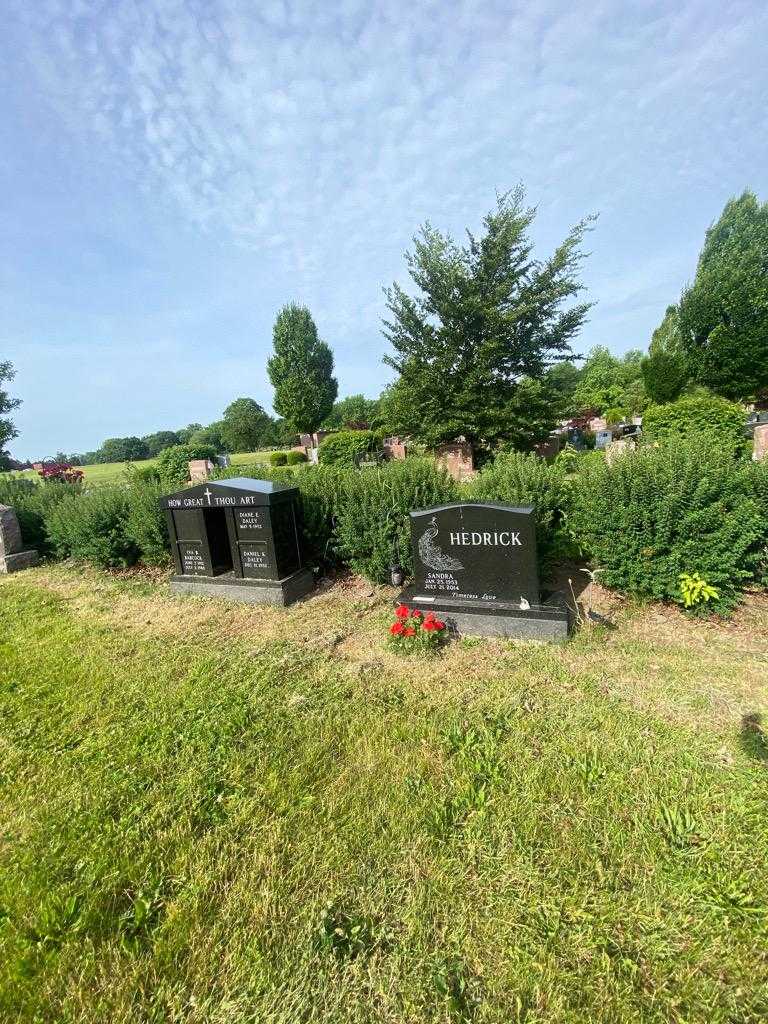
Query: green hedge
[
  {"left": 0, "top": 476, "right": 82, "bottom": 553},
  {"left": 286, "top": 450, "right": 308, "bottom": 465},
  {"left": 318, "top": 430, "right": 379, "bottom": 466},
  {"left": 333, "top": 459, "right": 458, "bottom": 582},
  {"left": 155, "top": 443, "right": 217, "bottom": 486},
  {"left": 466, "top": 452, "right": 567, "bottom": 564},
  {"left": 569, "top": 438, "right": 765, "bottom": 613},
  {"left": 124, "top": 479, "right": 171, "bottom": 565},
  {"left": 642, "top": 394, "right": 746, "bottom": 449},
  {"left": 45, "top": 487, "right": 139, "bottom": 568},
  {"left": 269, "top": 451, "right": 288, "bottom": 466}
]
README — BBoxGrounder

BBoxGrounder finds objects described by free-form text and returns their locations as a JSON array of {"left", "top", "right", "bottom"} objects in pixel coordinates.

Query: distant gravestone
[
  {"left": 397, "top": 502, "right": 569, "bottom": 641},
  {"left": 0, "top": 505, "right": 39, "bottom": 574},
  {"left": 161, "top": 478, "right": 313, "bottom": 606},
  {"left": 595, "top": 429, "right": 613, "bottom": 449},
  {"left": 754, "top": 423, "right": 768, "bottom": 462}
]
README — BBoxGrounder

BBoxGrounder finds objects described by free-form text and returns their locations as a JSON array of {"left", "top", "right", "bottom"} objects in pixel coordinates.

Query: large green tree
[
  {"left": 141, "top": 430, "right": 182, "bottom": 457},
  {"left": 381, "top": 188, "right": 594, "bottom": 448},
  {"left": 641, "top": 304, "right": 691, "bottom": 405},
  {"left": 98, "top": 436, "right": 150, "bottom": 463},
  {"left": 0, "top": 360, "right": 21, "bottom": 459},
  {"left": 267, "top": 305, "right": 337, "bottom": 434},
  {"left": 220, "top": 398, "right": 272, "bottom": 452},
  {"left": 322, "top": 394, "right": 381, "bottom": 429},
  {"left": 572, "top": 346, "right": 647, "bottom": 415},
  {"left": 679, "top": 190, "right": 768, "bottom": 401}
]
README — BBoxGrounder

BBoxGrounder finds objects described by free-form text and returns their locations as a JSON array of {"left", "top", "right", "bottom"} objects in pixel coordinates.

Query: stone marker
[
  {"left": 0, "top": 505, "right": 39, "bottom": 574},
  {"left": 754, "top": 423, "right": 768, "bottom": 462},
  {"left": 435, "top": 441, "right": 475, "bottom": 482},
  {"left": 161, "top": 478, "right": 313, "bottom": 606},
  {"left": 397, "top": 502, "right": 569, "bottom": 641},
  {"left": 595, "top": 429, "right": 613, "bottom": 449}
]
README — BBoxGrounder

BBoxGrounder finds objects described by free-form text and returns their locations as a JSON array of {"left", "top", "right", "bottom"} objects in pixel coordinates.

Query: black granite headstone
[
  {"left": 160, "top": 478, "right": 312, "bottom": 606},
  {"left": 398, "top": 502, "right": 569, "bottom": 641}
]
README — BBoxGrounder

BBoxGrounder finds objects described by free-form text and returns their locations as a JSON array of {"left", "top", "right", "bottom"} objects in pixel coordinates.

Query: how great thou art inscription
[{"left": 411, "top": 502, "right": 540, "bottom": 607}]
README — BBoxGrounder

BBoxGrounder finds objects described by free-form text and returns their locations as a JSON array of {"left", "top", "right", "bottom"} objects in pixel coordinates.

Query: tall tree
[
  {"left": 381, "top": 188, "right": 594, "bottom": 448},
  {"left": 679, "top": 190, "right": 768, "bottom": 401},
  {"left": 322, "top": 394, "right": 381, "bottom": 429},
  {"left": 0, "top": 360, "right": 21, "bottom": 458},
  {"left": 641, "top": 304, "right": 691, "bottom": 404},
  {"left": 220, "top": 398, "right": 271, "bottom": 452},
  {"left": 267, "top": 304, "right": 337, "bottom": 434},
  {"left": 141, "top": 430, "right": 182, "bottom": 457},
  {"left": 572, "top": 346, "right": 647, "bottom": 415},
  {"left": 98, "top": 436, "right": 151, "bottom": 463}
]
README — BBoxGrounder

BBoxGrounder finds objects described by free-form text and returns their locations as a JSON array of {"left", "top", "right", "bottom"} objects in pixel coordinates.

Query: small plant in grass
[
  {"left": 388, "top": 604, "right": 446, "bottom": 654},
  {"left": 678, "top": 572, "right": 720, "bottom": 611},
  {"left": 314, "top": 902, "right": 382, "bottom": 960}
]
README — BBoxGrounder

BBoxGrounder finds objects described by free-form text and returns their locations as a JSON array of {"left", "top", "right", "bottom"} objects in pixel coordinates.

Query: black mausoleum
[
  {"left": 397, "top": 502, "right": 569, "bottom": 641},
  {"left": 161, "top": 478, "right": 313, "bottom": 606}
]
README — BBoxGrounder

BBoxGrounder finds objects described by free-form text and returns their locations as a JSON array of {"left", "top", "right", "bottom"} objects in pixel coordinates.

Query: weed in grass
[
  {"left": 659, "top": 804, "right": 706, "bottom": 852},
  {"left": 314, "top": 902, "right": 385, "bottom": 960},
  {"left": 432, "top": 955, "right": 483, "bottom": 1022}
]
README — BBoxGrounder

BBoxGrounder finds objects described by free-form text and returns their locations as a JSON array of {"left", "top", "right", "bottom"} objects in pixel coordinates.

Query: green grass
[
  {"left": 5, "top": 451, "right": 273, "bottom": 486},
  {"left": 1, "top": 566, "right": 767, "bottom": 1022}
]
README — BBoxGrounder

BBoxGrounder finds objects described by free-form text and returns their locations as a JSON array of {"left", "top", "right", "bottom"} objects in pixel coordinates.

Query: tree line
[{"left": 2, "top": 185, "right": 766, "bottom": 469}]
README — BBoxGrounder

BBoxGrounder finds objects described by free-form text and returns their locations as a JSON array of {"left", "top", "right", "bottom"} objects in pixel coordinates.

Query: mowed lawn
[
  {"left": 1, "top": 566, "right": 768, "bottom": 1022},
  {"left": 4, "top": 450, "right": 272, "bottom": 486}
]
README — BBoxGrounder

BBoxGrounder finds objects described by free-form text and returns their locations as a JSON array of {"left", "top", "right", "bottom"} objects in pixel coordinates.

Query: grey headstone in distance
[{"left": 0, "top": 505, "right": 39, "bottom": 573}]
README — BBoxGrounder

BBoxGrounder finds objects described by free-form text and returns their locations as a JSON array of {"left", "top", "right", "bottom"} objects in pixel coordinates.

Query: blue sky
[{"left": 2, "top": 0, "right": 767, "bottom": 460}]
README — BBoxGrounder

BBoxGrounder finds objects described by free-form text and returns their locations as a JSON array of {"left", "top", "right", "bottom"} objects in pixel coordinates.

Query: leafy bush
[
  {"left": 333, "top": 459, "right": 458, "bottom": 583},
  {"left": 292, "top": 464, "right": 352, "bottom": 566},
  {"left": 0, "top": 476, "right": 82, "bottom": 552},
  {"left": 124, "top": 479, "right": 171, "bottom": 565},
  {"left": 285, "top": 450, "right": 308, "bottom": 465},
  {"left": 603, "top": 407, "right": 626, "bottom": 426},
  {"left": 155, "top": 444, "right": 217, "bottom": 487},
  {"left": 466, "top": 452, "right": 567, "bottom": 564},
  {"left": 751, "top": 460, "right": 768, "bottom": 586},
  {"left": 318, "top": 430, "right": 379, "bottom": 466},
  {"left": 642, "top": 393, "right": 746, "bottom": 449},
  {"left": 45, "top": 487, "right": 138, "bottom": 568},
  {"left": 569, "top": 438, "right": 764, "bottom": 613},
  {"left": 269, "top": 451, "right": 288, "bottom": 466}
]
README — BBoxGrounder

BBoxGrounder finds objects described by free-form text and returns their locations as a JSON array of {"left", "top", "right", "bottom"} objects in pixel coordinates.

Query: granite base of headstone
[
  {"left": 0, "top": 505, "right": 39, "bottom": 574},
  {"left": 397, "top": 502, "right": 570, "bottom": 642},
  {"left": 161, "top": 479, "right": 313, "bottom": 607}
]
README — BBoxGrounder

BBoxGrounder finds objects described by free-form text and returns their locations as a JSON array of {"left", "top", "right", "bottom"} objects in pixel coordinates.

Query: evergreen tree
[
  {"left": 267, "top": 304, "right": 337, "bottom": 434},
  {"left": 679, "top": 190, "right": 768, "bottom": 401},
  {"left": 0, "top": 360, "right": 21, "bottom": 458},
  {"left": 641, "top": 305, "right": 691, "bottom": 404},
  {"left": 381, "top": 187, "right": 594, "bottom": 448}
]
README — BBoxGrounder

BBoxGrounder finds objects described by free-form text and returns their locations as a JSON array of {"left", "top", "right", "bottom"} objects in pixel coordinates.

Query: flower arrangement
[
  {"left": 38, "top": 462, "right": 84, "bottom": 484},
  {"left": 388, "top": 604, "right": 446, "bottom": 654}
]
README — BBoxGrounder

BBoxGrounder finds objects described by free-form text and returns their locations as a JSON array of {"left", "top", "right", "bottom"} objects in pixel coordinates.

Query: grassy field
[
  {"left": 1, "top": 565, "right": 767, "bottom": 1022},
  {"left": 6, "top": 451, "right": 272, "bottom": 485}
]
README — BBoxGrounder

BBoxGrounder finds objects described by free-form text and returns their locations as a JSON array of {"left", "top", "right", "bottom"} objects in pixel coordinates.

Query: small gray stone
[
  {"left": 0, "top": 505, "right": 24, "bottom": 557},
  {"left": 0, "top": 550, "right": 39, "bottom": 574}
]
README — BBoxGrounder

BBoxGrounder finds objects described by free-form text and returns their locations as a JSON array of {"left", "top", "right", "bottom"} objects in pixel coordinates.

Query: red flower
[
  {"left": 411, "top": 609, "right": 423, "bottom": 619},
  {"left": 434, "top": 619, "right": 446, "bottom": 631},
  {"left": 423, "top": 620, "right": 436, "bottom": 632},
  {"left": 390, "top": 621, "right": 404, "bottom": 636},
  {"left": 395, "top": 604, "right": 409, "bottom": 619},
  {"left": 404, "top": 626, "right": 416, "bottom": 637}
]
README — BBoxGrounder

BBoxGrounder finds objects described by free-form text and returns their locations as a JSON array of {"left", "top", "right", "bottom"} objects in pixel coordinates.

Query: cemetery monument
[
  {"left": 0, "top": 505, "right": 39, "bottom": 574},
  {"left": 161, "top": 478, "right": 313, "bottom": 606},
  {"left": 397, "top": 501, "right": 570, "bottom": 641}
]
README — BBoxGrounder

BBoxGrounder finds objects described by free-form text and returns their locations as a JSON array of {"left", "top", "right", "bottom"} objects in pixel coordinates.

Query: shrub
[
  {"left": 0, "top": 476, "right": 82, "bottom": 553},
  {"left": 333, "top": 459, "right": 458, "bottom": 583},
  {"left": 45, "top": 487, "right": 138, "bottom": 568},
  {"left": 155, "top": 444, "right": 217, "bottom": 487},
  {"left": 642, "top": 393, "right": 746, "bottom": 449},
  {"left": 318, "top": 430, "right": 379, "bottom": 466},
  {"left": 269, "top": 451, "right": 288, "bottom": 466},
  {"left": 603, "top": 407, "right": 626, "bottom": 426},
  {"left": 466, "top": 452, "right": 567, "bottom": 564},
  {"left": 752, "top": 460, "right": 768, "bottom": 586},
  {"left": 286, "top": 450, "right": 308, "bottom": 465},
  {"left": 124, "top": 479, "right": 171, "bottom": 565},
  {"left": 569, "top": 438, "right": 764, "bottom": 614}
]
